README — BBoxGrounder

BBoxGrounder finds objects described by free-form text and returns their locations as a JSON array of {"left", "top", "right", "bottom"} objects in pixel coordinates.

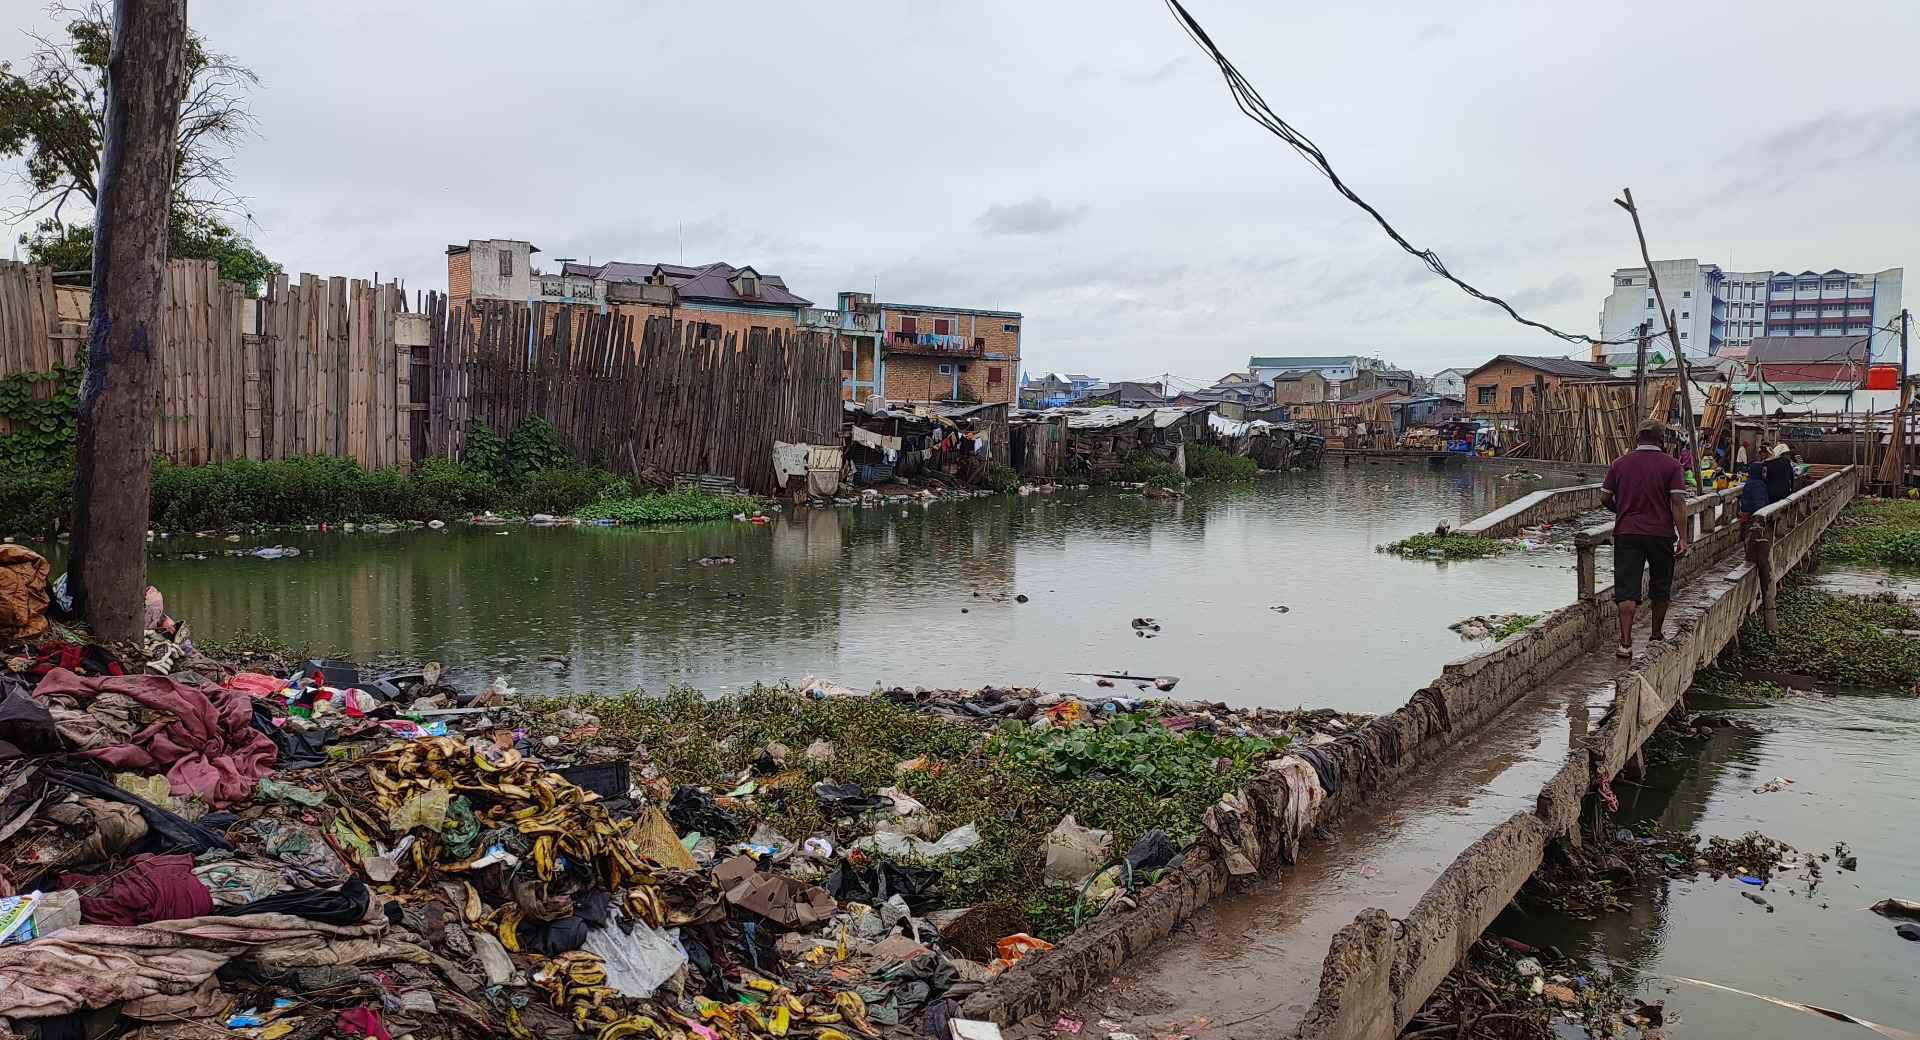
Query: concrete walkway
[{"left": 1053, "top": 553, "right": 1745, "bottom": 1039}]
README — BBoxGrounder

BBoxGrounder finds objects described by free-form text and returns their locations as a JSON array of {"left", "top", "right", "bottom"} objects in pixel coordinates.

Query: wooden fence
[
  {"left": 421, "top": 297, "right": 842, "bottom": 495},
  {"left": 0, "top": 262, "right": 846, "bottom": 492}
]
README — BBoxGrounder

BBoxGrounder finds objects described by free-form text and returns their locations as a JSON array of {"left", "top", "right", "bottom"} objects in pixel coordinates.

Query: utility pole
[
  {"left": 1902, "top": 309, "right": 1912, "bottom": 491},
  {"left": 68, "top": 0, "right": 187, "bottom": 641},
  {"left": 1614, "top": 188, "right": 1703, "bottom": 490},
  {"left": 1634, "top": 321, "right": 1649, "bottom": 421}
]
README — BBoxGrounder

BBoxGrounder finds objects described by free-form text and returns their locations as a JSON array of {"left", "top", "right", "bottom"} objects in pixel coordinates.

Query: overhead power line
[{"left": 1163, "top": 0, "right": 1632, "bottom": 347}]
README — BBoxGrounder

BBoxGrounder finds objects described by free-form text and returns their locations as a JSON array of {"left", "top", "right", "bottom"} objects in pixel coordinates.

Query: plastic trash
[
  {"left": 1122, "top": 828, "right": 1178, "bottom": 873},
  {"left": 584, "top": 909, "right": 687, "bottom": 997},
  {"left": 1737, "top": 875, "right": 1765, "bottom": 886},
  {"left": 853, "top": 822, "right": 981, "bottom": 860},
  {"left": 1043, "top": 814, "right": 1112, "bottom": 885},
  {"left": 811, "top": 781, "right": 887, "bottom": 818}
]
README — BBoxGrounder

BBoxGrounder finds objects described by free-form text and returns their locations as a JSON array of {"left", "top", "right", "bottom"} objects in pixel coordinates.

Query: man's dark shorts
[{"left": 1613, "top": 533, "right": 1676, "bottom": 604}]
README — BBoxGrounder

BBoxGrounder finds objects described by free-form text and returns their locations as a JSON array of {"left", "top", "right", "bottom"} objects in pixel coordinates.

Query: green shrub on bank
[
  {"left": 982, "top": 461, "right": 1021, "bottom": 494},
  {"left": 1118, "top": 451, "right": 1183, "bottom": 486},
  {"left": 1722, "top": 579, "right": 1920, "bottom": 688},
  {"left": 1383, "top": 533, "right": 1512, "bottom": 559},
  {"left": 571, "top": 488, "right": 752, "bottom": 524},
  {"left": 1820, "top": 499, "right": 1920, "bottom": 567},
  {"left": 1185, "top": 441, "right": 1257, "bottom": 482}
]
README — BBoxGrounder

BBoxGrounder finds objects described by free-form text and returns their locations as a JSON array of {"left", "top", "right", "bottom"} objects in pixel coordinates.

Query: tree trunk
[{"left": 69, "top": 0, "right": 188, "bottom": 641}]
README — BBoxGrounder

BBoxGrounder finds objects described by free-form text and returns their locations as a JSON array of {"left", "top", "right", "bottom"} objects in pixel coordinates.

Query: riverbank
[{"left": 1404, "top": 493, "right": 1920, "bottom": 1039}]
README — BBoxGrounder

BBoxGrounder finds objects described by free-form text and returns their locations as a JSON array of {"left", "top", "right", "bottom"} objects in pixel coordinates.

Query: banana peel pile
[
  {"left": 294, "top": 734, "right": 929, "bottom": 1040},
  {"left": 328, "top": 737, "right": 651, "bottom": 888}
]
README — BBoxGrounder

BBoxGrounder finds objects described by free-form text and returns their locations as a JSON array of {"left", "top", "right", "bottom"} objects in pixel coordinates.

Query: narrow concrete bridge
[{"left": 960, "top": 467, "right": 1858, "bottom": 1040}]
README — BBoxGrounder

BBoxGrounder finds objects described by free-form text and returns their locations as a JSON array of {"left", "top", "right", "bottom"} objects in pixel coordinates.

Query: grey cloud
[
  {"left": 975, "top": 197, "right": 1089, "bottom": 237},
  {"left": 1414, "top": 23, "right": 1453, "bottom": 45},
  {"left": 1716, "top": 108, "right": 1920, "bottom": 200}
]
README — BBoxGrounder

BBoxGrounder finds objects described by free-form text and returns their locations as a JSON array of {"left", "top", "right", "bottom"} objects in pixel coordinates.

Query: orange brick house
[
  {"left": 853, "top": 300, "right": 1022, "bottom": 406},
  {"left": 1461, "top": 355, "right": 1612, "bottom": 415}
]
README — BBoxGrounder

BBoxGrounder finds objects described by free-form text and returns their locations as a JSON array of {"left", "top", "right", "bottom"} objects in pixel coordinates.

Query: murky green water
[
  {"left": 1493, "top": 685, "right": 1920, "bottom": 1038},
  {"left": 97, "top": 463, "right": 1585, "bottom": 712}
]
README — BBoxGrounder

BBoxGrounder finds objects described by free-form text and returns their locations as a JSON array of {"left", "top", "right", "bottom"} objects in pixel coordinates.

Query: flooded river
[{"left": 122, "top": 463, "right": 1584, "bottom": 711}]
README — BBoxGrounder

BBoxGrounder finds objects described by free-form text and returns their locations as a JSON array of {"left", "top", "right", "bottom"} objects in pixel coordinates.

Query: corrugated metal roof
[
  {"left": 1731, "top": 380, "right": 1859, "bottom": 393},
  {"left": 1470, "top": 355, "right": 1614, "bottom": 379},
  {"left": 1063, "top": 406, "right": 1158, "bottom": 430},
  {"left": 1745, "top": 335, "right": 1870, "bottom": 364}
]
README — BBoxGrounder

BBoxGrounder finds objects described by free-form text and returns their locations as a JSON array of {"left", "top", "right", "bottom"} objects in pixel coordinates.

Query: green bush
[
  {"left": 982, "top": 461, "right": 1020, "bottom": 494},
  {"left": 1383, "top": 533, "right": 1512, "bottom": 559},
  {"left": 1185, "top": 441, "right": 1257, "bottom": 481},
  {"left": 1118, "top": 450, "right": 1183, "bottom": 486},
  {"left": 571, "top": 487, "right": 751, "bottom": 524}
]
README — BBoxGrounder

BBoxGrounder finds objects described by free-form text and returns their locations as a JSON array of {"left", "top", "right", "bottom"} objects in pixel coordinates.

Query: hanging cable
[{"left": 1164, "top": 0, "right": 1638, "bottom": 347}]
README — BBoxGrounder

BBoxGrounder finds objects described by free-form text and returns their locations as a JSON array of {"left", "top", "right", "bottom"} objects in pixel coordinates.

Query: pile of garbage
[
  {"left": 846, "top": 683, "right": 1369, "bottom": 742},
  {"left": 0, "top": 554, "right": 1370, "bottom": 1040}
]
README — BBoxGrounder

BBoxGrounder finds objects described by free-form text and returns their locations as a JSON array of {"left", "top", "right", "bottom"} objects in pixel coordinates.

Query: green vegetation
[
  {"left": 1492, "top": 612, "right": 1544, "bottom": 640},
  {"left": 1118, "top": 450, "right": 1184, "bottom": 486},
  {"left": 572, "top": 488, "right": 753, "bottom": 524},
  {"left": 982, "top": 461, "right": 1021, "bottom": 494},
  {"left": 23, "top": 213, "right": 279, "bottom": 295},
  {"left": 1721, "top": 577, "right": 1920, "bottom": 688},
  {"left": 1819, "top": 499, "right": 1920, "bottom": 567},
  {"left": 1383, "top": 533, "right": 1513, "bottom": 559},
  {"left": 516, "top": 688, "right": 1283, "bottom": 939},
  {"left": 1185, "top": 441, "right": 1257, "bottom": 482},
  {"left": 0, "top": 409, "right": 658, "bottom": 535}
]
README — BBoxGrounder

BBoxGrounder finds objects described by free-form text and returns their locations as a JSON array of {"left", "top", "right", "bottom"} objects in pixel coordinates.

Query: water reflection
[{"left": 109, "top": 465, "right": 1585, "bottom": 710}]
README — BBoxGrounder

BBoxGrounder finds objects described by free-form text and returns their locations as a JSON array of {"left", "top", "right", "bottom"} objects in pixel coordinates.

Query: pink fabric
[
  {"left": 225, "top": 672, "right": 290, "bottom": 697},
  {"left": 36, "top": 668, "right": 277, "bottom": 809},
  {"left": 335, "top": 1008, "right": 391, "bottom": 1040}
]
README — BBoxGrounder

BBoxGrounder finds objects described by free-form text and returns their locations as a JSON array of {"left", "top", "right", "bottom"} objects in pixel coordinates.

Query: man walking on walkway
[{"left": 1601, "top": 420, "right": 1689, "bottom": 658}]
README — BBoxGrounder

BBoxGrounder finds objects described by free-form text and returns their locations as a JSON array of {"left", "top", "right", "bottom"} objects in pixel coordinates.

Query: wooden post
[
  {"left": 69, "top": 0, "right": 187, "bottom": 641},
  {"left": 1615, "top": 189, "right": 1704, "bottom": 489},
  {"left": 1747, "top": 529, "right": 1778, "bottom": 633},
  {"left": 1634, "top": 321, "right": 1649, "bottom": 421},
  {"left": 1576, "top": 541, "right": 1595, "bottom": 601}
]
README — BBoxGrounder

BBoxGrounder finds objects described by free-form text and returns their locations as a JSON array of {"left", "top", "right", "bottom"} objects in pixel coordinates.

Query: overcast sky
[{"left": 2, "top": 1, "right": 1916, "bottom": 383}]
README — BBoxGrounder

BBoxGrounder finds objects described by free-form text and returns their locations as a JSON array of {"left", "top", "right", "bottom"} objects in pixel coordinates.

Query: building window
[
  {"left": 1002, "top": 322, "right": 1017, "bottom": 333},
  {"left": 1646, "top": 298, "right": 1655, "bottom": 309},
  {"left": 937, "top": 364, "right": 955, "bottom": 376},
  {"left": 933, "top": 318, "right": 952, "bottom": 336},
  {"left": 1680, "top": 311, "right": 1689, "bottom": 319},
  {"left": 1476, "top": 385, "right": 1497, "bottom": 405},
  {"left": 988, "top": 366, "right": 1003, "bottom": 385},
  {"left": 498, "top": 250, "right": 513, "bottom": 278},
  {"left": 1682, "top": 290, "right": 1691, "bottom": 298},
  {"left": 842, "top": 349, "right": 854, "bottom": 371},
  {"left": 738, "top": 274, "right": 758, "bottom": 296},
  {"left": 900, "top": 316, "right": 918, "bottom": 334},
  {"left": 1679, "top": 332, "right": 1688, "bottom": 340}
]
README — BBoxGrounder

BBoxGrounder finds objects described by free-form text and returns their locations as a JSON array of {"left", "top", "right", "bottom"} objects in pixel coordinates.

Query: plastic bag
[
  {"left": 987, "top": 933, "right": 1053, "bottom": 972},
  {"left": 853, "top": 823, "right": 980, "bottom": 860},
  {"left": 584, "top": 911, "right": 686, "bottom": 998},
  {"left": 1043, "top": 815, "right": 1111, "bottom": 885},
  {"left": 388, "top": 788, "right": 451, "bottom": 833}
]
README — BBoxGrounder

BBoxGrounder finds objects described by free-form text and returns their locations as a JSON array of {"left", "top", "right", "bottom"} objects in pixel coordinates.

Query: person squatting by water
[{"left": 1601, "top": 419, "right": 1689, "bottom": 659}]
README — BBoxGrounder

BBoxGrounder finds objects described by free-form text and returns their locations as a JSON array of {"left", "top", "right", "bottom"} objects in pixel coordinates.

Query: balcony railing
[{"left": 884, "top": 331, "right": 983, "bottom": 355}]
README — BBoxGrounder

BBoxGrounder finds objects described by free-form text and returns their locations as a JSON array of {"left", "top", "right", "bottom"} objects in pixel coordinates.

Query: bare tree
[{"left": 0, "top": 0, "right": 255, "bottom": 223}]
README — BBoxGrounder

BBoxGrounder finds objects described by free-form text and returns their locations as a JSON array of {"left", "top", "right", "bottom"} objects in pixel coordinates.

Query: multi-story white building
[
  {"left": 1598, "top": 260, "right": 1726, "bottom": 357},
  {"left": 1600, "top": 261, "right": 1903, "bottom": 361}
]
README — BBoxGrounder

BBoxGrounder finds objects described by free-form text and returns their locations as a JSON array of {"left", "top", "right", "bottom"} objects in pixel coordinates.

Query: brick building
[
  {"left": 446, "top": 241, "right": 828, "bottom": 350},
  {"left": 853, "top": 300, "right": 1022, "bottom": 406},
  {"left": 1268, "top": 370, "right": 1328, "bottom": 406},
  {"left": 1460, "top": 355, "right": 1611, "bottom": 415}
]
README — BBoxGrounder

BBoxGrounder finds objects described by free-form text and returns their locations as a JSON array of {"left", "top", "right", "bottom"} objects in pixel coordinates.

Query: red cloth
[
  {"left": 1603, "top": 446, "right": 1685, "bottom": 538},
  {"left": 60, "top": 853, "right": 213, "bottom": 926},
  {"left": 335, "top": 1008, "right": 391, "bottom": 1040},
  {"left": 36, "top": 667, "right": 277, "bottom": 808}
]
